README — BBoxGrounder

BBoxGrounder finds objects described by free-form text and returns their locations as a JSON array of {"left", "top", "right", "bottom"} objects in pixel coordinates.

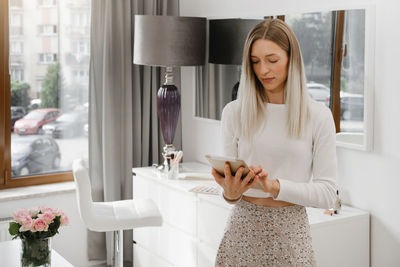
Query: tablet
[{"left": 205, "top": 154, "right": 250, "bottom": 178}]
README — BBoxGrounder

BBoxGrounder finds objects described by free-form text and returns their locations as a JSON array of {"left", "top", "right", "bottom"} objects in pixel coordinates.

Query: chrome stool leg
[{"left": 112, "top": 230, "right": 123, "bottom": 267}]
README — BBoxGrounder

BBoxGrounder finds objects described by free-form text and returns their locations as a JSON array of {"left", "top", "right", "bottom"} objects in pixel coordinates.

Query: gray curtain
[{"left": 89, "top": 0, "right": 180, "bottom": 265}]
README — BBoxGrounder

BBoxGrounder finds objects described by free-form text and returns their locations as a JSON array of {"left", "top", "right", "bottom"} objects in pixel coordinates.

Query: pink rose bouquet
[
  {"left": 9, "top": 206, "right": 69, "bottom": 240},
  {"left": 9, "top": 207, "right": 68, "bottom": 266}
]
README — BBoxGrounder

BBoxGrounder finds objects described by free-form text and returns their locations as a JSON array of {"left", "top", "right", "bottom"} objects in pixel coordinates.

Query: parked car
[
  {"left": 11, "top": 135, "right": 61, "bottom": 176},
  {"left": 307, "top": 82, "right": 330, "bottom": 106},
  {"left": 11, "top": 106, "right": 27, "bottom": 132},
  {"left": 340, "top": 93, "right": 364, "bottom": 121},
  {"left": 14, "top": 108, "right": 62, "bottom": 135},
  {"left": 43, "top": 111, "right": 88, "bottom": 138}
]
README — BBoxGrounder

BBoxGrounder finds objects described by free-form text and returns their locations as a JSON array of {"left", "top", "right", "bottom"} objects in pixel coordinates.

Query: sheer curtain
[{"left": 88, "top": 0, "right": 180, "bottom": 265}]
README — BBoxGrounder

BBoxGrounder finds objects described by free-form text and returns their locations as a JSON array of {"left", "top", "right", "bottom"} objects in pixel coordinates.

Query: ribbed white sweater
[{"left": 221, "top": 99, "right": 337, "bottom": 209}]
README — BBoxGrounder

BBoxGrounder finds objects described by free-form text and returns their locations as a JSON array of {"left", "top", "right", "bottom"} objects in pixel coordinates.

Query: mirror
[{"left": 195, "top": 8, "right": 374, "bottom": 151}]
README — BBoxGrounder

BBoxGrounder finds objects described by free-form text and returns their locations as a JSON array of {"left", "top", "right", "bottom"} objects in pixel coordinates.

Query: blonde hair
[{"left": 237, "top": 19, "right": 310, "bottom": 140}]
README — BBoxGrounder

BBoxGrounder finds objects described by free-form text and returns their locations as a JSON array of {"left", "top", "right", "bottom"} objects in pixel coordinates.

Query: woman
[{"left": 212, "top": 19, "right": 337, "bottom": 266}]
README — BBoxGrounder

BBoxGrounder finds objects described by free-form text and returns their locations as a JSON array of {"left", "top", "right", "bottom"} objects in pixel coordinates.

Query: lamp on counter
[
  {"left": 208, "top": 19, "right": 262, "bottom": 100},
  {"left": 133, "top": 15, "right": 206, "bottom": 176}
]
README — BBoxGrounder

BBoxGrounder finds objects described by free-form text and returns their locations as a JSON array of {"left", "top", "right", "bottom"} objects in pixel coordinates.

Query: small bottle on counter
[{"left": 324, "top": 190, "right": 342, "bottom": 216}]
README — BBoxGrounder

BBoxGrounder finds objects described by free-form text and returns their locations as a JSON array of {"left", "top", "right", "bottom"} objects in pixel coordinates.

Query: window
[
  {"left": 37, "top": 80, "right": 43, "bottom": 92},
  {"left": 10, "top": 11, "right": 23, "bottom": 36},
  {"left": 11, "top": 69, "right": 24, "bottom": 81},
  {"left": 1, "top": 0, "right": 91, "bottom": 189},
  {"left": 38, "top": 25, "right": 57, "bottom": 35},
  {"left": 38, "top": 53, "right": 57, "bottom": 64},
  {"left": 38, "top": 0, "right": 57, "bottom": 7},
  {"left": 10, "top": 14, "right": 22, "bottom": 27},
  {"left": 72, "top": 13, "right": 89, "bottom": 27},
  {"left": 10, "top": 0, "right": 22, "bottom": 9},
  {"left": 10, "top": 41, "right": 23, "bottom": 54},
  {"left": 72, "top": 70, "right": 89, "bottom": 84},
  {"left": 72, "top": 40, "right": 90, "bottom": 55}
]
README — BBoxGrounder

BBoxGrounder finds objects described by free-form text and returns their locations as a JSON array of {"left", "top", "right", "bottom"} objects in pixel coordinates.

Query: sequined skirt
[{"left": 215, "top": 199, "right": 317, "bottom": 267}]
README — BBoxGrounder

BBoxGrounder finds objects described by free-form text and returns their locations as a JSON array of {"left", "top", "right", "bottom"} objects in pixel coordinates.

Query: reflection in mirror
[
  {"left": 285, "top": 12, "right": 333, "bottom": 108},
  {"left": 286, "top": 10, "right": 365, "bottom": 132},
  {"left": 339, "top": 9, "right": 365, "bottom": 132},
  {"left": 195, "top": 18, "right": 262, "bottom": 120},
  {"left": 195, "top": 9, "right": 373, "bottom": 151}
]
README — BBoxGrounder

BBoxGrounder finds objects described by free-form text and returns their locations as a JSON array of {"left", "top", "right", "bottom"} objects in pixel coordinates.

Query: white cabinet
[{"left": 133, "top": 163, "right": 369, "bottom": 267}]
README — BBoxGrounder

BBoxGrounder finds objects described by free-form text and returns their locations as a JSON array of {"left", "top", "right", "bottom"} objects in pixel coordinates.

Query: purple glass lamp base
[
  {"left": 157, "top": 84, "right": 180, "bottom": 176},
  {"left": 157, "top": 84, "right": 180, "bottom": 147}
]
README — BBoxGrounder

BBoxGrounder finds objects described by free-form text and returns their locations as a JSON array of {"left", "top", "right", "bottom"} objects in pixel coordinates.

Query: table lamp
[
  {"left": 133, "top": 15, "right": 206, "bottom": 173},
  {"left": 208, "top": 19, "right": 262, "bottom": 100}
]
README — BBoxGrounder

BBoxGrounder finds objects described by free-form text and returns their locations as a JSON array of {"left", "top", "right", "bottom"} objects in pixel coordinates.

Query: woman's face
[{"left": 250, "top": 39, "right": 289, "bottom": 95}]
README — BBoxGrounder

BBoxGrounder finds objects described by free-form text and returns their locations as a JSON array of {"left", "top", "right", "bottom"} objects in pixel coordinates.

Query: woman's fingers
[
  {"left": 249, "top": 165, "right": 262, "bottom": 175},
  {"left": 224, "top": 162, "right": 233, "bottom": 179},
  {"left": 241, "top": 168, "right": 255, "bottom": 187},
  {"left": 218, "top": 163, "right": 269, "bottom": 197},
  {"left": 245, "top": 175, "right": 259, "bottom": 190},
  {"left": 257, "top": 171, "right": 269, "bottom": 192},
  {"left": 212, "top": 168, "right": 224, "bottom": 186},
  {"left": 234, "top": 166, "right": 245, "bottom": 183}
]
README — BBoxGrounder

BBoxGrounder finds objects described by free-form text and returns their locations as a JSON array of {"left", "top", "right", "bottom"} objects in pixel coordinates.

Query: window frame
[
  {"left": 330, "top": 10, "right": 345, "bottom": 133},
  {"left": 0, "top": 1, "right": 73, "bottom": 190}
]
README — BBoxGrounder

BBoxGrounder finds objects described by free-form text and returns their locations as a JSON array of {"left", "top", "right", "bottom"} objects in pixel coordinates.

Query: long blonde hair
[{"left": 237, "top": 19, "right": 310, "bottom": 140}]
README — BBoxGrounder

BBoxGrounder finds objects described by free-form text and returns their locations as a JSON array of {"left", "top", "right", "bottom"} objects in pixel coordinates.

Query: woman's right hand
[{"left": 212, "top": 162, "right": 260, "bottom": 201}]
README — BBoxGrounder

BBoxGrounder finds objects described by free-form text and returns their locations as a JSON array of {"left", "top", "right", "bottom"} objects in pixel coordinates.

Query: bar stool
[{"left": 72, "top": 159, "right": 162, "bottom": 267}]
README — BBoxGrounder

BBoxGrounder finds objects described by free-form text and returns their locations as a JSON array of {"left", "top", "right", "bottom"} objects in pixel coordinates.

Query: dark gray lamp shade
[
  {"left": 209, "top": 19, "right": 262, "bottom": 65},
  {"left": 133, "top": 15, "right": 206, "bottom": 67}
]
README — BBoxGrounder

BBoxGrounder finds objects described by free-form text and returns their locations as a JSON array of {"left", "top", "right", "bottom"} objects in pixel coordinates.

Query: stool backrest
[{"left": 72, "top": 159, "right": 94, "bottom": 224}]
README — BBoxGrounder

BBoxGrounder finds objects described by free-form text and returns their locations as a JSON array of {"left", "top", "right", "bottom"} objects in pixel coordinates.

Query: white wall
[
  {"left": 0, "top": 190, "right": 96, "bottom": 267},
  {"left": 180, "top": 0, "right": 400, "bottom": 266}
]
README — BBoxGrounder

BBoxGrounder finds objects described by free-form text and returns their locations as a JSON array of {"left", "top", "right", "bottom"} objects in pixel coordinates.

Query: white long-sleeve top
[{"left": 221, "top": 99, "right": 337, "bottom": 209}]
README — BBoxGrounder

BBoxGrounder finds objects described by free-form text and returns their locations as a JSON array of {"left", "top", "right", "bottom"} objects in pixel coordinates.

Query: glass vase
[{"left": 21, "top": 237, "right": 51, "bottom": 267}]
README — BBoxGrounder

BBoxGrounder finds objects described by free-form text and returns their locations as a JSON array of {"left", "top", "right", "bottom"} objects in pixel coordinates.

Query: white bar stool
[{"left": 72, "top": 159, "right": 162, "bottom": 267}]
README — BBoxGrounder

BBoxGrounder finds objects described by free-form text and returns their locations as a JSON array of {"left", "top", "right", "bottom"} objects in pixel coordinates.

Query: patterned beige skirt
[{"left": 215, "top": 199, "right": 317, "bottom": 267}]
